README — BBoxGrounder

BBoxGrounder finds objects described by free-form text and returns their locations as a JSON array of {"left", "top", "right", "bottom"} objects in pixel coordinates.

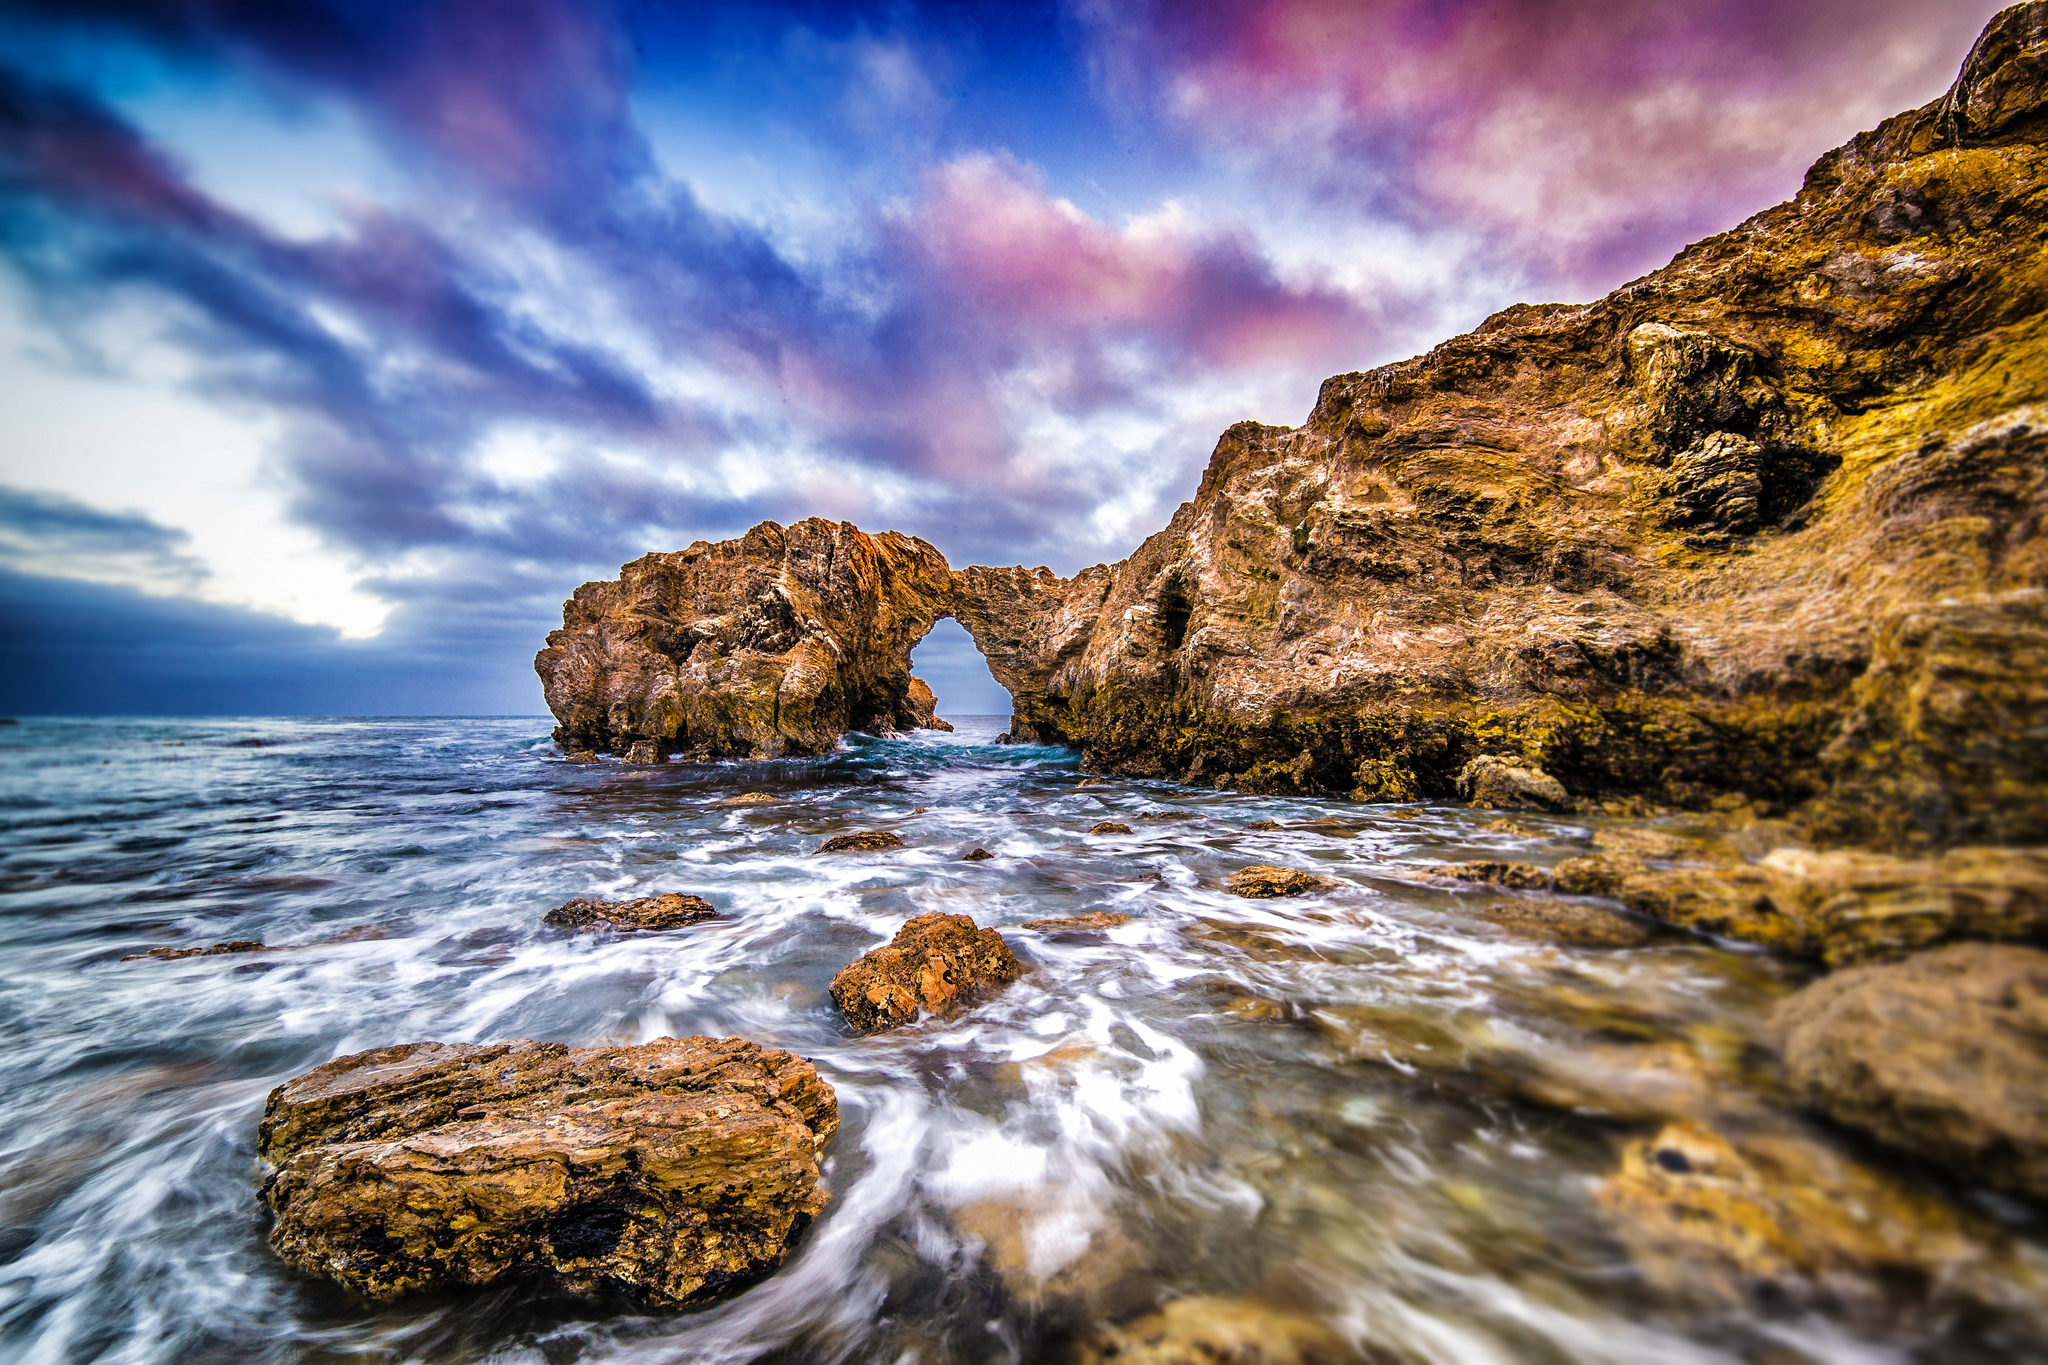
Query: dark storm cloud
[{"left": 0, "top": 485, "right": 208, "bottom": 586}]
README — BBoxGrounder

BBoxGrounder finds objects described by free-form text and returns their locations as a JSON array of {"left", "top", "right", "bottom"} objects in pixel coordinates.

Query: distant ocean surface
[{"left": 0, "top": 716, "right": 2038, "bottom": 1363}]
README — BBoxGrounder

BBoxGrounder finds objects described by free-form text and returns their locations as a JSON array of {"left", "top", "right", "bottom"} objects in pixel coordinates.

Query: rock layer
[
  {"left": 256, "top": 1036, "right": 836, "bottom": 1306},
  {"left": 536, "top": 5, "right": 2048, "bottom": 849}
]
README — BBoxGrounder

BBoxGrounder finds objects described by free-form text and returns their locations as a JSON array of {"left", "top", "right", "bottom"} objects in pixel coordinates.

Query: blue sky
[{"left": 0, "top": 0, "right": 2005, "bottom": 717}]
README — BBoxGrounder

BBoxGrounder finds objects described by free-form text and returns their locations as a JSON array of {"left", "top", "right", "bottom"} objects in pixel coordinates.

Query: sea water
[{"left": 0, "top": 716, "right": 2040, "bottom": 1363}]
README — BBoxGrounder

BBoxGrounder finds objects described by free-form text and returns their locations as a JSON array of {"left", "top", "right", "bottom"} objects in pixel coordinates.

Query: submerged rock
[
  {"left": 1072, "top": 1296, "right": 1351, "bottom": 1365},
  {"left": 1773, "top": 943, "right": 2048, "bottom": 1199},
  {"left": 1472, "top": 896, "right": 1651, "bottom": 947},
  {"left": 1227, "top": 864, "right": 1336, "bottom": 898},
  {"left": 1088, "top": 821, "right": 1134, "bottom": 835},
  {"left": 1023, "top": 912, "right": 1132, "bottom": 933},
  {"left": 125, "top": 939, "right": 267, "bottom": 961},
  {"left": 256, "top": 1035, "right": 837, "bottom": 1307},
  {"left": 1594, "top": 1120, "right": 1995, "bottom": 1311},
  {"left": 817, "top": 830, "right": 905, "bottom": 854},
  {"left": 543, "top": 894, "right": 719, "bottom": 932},
  {"left": 720, "top": 791, "right": 776, "bottom": 805},
  {"left": 827, "top": 912, "right": 1022, "bottom": 1033},
  {"left": 1244, "top": 819, "right": 1281, "bottom": 832}
]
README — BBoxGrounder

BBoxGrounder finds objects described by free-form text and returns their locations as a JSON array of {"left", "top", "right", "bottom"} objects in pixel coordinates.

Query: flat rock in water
[
  {"left": 543, "top": 893, "right": 719, "bottom": 931},
  {"left": 256, "top": 1035, "right": 837, "bottom": 1307},
  {"left": 720, "top": 792, "right": 776, "bottom": 805},
  {"left": 1024, "top": 912, "right": 1132, "bottom": 933},
  {"left": 817, "top": 830, "right": 904, "bottom": 854},
  {"left": 828, "top": 912, "right": 1021, "bottom": 1033},
  {"left": 126, "top": 940, "right": 266, "bottom": 961},
  {"left": 1073, "top": 1296, "right": 1350, "bottom": 1365},
  {"left": 1089, "top": 821, "right": 1133, "bottom": 835},
  {"left": 1474, "top": 896, "right": 1651, "bottom": 947},
  {"left": 961, "top": 847, "right": 994, "bottom": 861},
  {"left": 1430, "top": 860, "right": 1556, "bottom": 892},
  {"left": 1244, "top": 819, "right": 1281, "bottom": 832},
  {"left": 1772, "top": 942, "right": 2048, "bottom": 1199},
  {"left": 1228, "top": 864, "right": 1335, "bottom": 899}
]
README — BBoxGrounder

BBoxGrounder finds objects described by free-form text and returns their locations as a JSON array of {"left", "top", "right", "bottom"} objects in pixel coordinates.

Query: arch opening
[{"left": 910, "top": 616, "right": 1012, "bottom": 721}]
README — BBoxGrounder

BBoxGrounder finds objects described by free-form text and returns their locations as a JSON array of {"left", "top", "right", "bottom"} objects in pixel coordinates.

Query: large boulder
[
  {"left": 828, "top": 912, "right": 1021, "bottom": 1033},
  {"left": 256, "top": 1036, "right": 837, "bottom": 1306},
  {"left": 1773, "top": 942, "right": 2048, "bottom": 1199}
]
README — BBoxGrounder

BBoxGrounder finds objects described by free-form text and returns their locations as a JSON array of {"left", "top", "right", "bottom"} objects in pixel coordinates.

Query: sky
[{"left": 0, "top": 0, "right": 2008, "bottom": 718}]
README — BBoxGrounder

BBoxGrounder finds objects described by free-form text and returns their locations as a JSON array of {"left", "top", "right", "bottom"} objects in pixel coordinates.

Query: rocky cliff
[{"left": 539, "top": 2, "right": 2048, "bottom": 849}]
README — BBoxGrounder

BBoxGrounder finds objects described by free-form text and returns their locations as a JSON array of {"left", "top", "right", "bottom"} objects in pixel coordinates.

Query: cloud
[
  {"left": 1078, "top": 0, "right": 2008, "bottom": 288},
  {"left": 0, "top": 566, "right": 539, "bottom": 715},
  {"left": 0, "top": 484, "right": 209, "bottom": 590}
]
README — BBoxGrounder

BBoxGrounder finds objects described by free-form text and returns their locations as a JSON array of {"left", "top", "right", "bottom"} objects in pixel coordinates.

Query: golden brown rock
[
  {"left": 1023, "top": 911, "right": 1132, "bottom": 932},
  {"left": 1227, "top": 864, "right": 1336, "bottom": 898},
  {"left": 827, "top": 912, "right": 1022, "bottom": 1033},
  {"left": 1089, "top": 821, "right": 1134, "bottom": 835},
  {"left": 1457, "top": 756, "right": 1568, "bottom": 811},
  {"left": 1594, "top": 1120, "right": 1991, "bottom": 1309},
  {"left": 817, "top": 830, "right": 905, "bottom": 854},
  {"left": 1472, "top": 896, "right": 1650, "bottom": 947},
  {"left": 542, "top": 894, "right": 719, "bottom": 932},
  {"left": 1430, "top": 860, "right": 1557, "bottom": 892},
  {"left": 1773, "top": 942, "right": 2048, "bottom": 1198},
  {"left": 1071, "top": 1296, "right": 1353, "bottom": 1365},
  {"left": 256, "top": 1036, "right": 837, "bottom": 1307}
]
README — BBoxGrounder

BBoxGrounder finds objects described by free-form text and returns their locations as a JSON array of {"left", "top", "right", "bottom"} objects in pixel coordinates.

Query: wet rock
[
  {"left": 827, "top": 912, "right": 1022, "bottom": 1033},
  {"left": 1244, "top": 819, "right": 1281, "bottom": 831},
  {"left": 1227, "top": 864, "right": 1336, "bottom": 898},
  {"left": 1023, "top": 912, "right": 1132, "bottom": 933},
  {"left": 623, "top": 740, "right": 663, "bottom": 765},
  {"left": 817, "top": 830, "right": 905, "bottom": 854},
  {"left": 1458, "top": 756, "right": 1569, "bottom": 812},
  {"left": 125, "top": 939, "right": 266, "bottom": 961},
  {"left": 1773, "top": 942, "right": 2048, "bottom": 1199},
  {"left": 562, "top": 749, "right": 598, "bottom": 763},
  {"left": 1430, "top": 860, "right": 1555, "bottom": 892},
  {"left": 961, "top": 847, "right": 994, "bottom": 861},
  {"left": 1515, "top": 1041, "right": 1741, "bottom": 1120},
  {"left": 1089, "top": 821, "right": 1134, "bottom": 835},
  {"left": 1590, "top": 827, "right": 1699, "bottom": 859},
  {"left": 1550, "top": 851, "right": 1649, "bottom": 898},
  {"left": 1072, "top": 1296, "right": 1352, "bottom": 1365},
  {"left": 543, "top": 894, "right": 719, "bottom": 932},
  {"left": 1594, "top": 1120, "right": 1992, "bottom": 1310},
  {"left": 1612, "top": 846, "right": 2048, "bottom": 965},
  {"left": 256, "top": 1035, "right": 837, "bottom": 1307},
  {"left": 1077, "top": 777, "right": 1112, "bottom": 787},
  {"left": 719, "top": 792, "right": 775, "bottom": 805},
  {"left": 952, "top": 1197, "right": 1150, "bottom": 1323},
  {"left": 1472, "top": 896, "right": 1651, "bottom": 947},
  {"left": 1137, "top": 811, "right": 1198, "bottom": 823}
]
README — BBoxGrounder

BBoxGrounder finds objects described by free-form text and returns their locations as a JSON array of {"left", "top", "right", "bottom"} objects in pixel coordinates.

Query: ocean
[{"left": 0, "top": 716, "right": 2038, "bottom": 1363}]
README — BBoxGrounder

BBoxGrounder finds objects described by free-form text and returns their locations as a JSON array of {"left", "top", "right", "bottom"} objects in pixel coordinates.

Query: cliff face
[{"left": 539, "top": 3, "right": 2048, "bottom": 846}]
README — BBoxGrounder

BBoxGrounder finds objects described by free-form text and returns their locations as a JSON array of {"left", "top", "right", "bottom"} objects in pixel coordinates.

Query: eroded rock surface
[
  {"left": 1774, "top": 943, "right": 2048, "bottom": 1198},
  {"left": 543, "top": 894, "right": 719, "bottom": 932},
  {"left": 256, "top": 1036, "right": 837, "bottom": 1307},
  {"left": 827, "top": 912, "right": 1022, "bottom": 1033},
  {"left": 1426, "top": 844, "right": 2048, "bottom": 964},
  {"left": 1072, "top": 1296, "right": 1352, "bottom": 1365},
  {"left": 818, "top": 830, "right": 904, "bottom": 854},
  {"left": 1228, "top": 864, "right": 1336, "bottom": 898}
]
